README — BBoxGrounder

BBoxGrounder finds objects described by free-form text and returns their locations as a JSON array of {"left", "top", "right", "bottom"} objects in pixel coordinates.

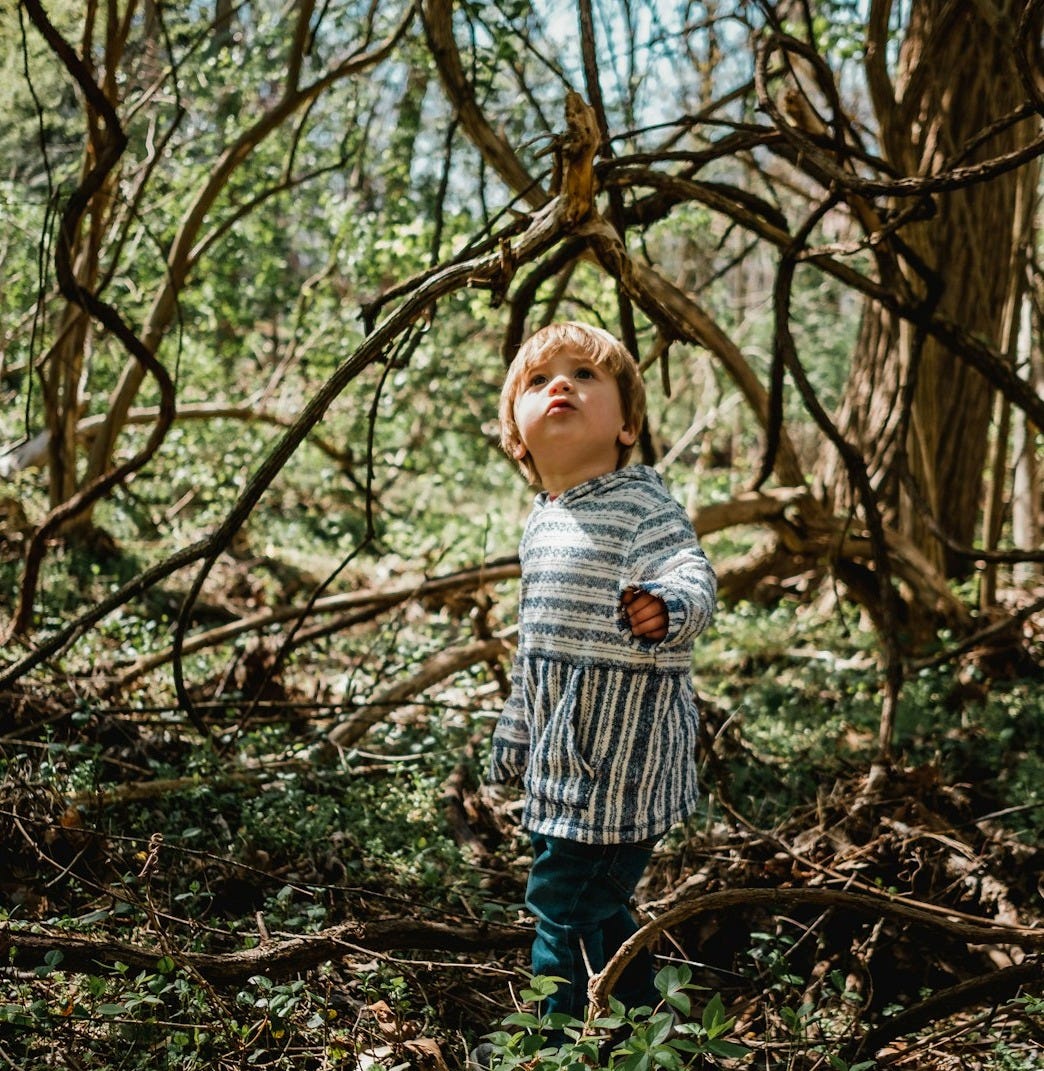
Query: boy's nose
[{"left": 548, "top": 375, "right": 572, "bottom": 393}]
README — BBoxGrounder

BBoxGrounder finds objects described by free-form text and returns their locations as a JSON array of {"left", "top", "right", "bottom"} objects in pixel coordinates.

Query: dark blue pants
[{"left": 525, "top": 833, "right": 658, "bottom": 1026}]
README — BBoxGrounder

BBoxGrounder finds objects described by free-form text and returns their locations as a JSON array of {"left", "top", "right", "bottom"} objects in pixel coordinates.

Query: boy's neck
[
  {"left": 536, "top": 459, "right": 621, "bottom": 497},
  {"left": 540, "top": 462, "right": 623, "bottom": 498}
]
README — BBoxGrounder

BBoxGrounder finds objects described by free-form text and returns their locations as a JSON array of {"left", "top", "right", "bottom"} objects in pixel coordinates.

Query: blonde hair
[{"left": 499, "top": 321, "right": 646, "bottom": 486}]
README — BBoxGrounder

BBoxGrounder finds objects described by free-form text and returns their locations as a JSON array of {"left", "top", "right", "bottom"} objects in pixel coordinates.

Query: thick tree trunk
[{"left": 823, "top": 0, "right": 1041, "bottom": 578}]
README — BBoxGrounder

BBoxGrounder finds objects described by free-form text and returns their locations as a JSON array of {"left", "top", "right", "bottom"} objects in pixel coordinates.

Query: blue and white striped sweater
[{"left": 489, "top": 465, "right": 717, "bottom": 843}]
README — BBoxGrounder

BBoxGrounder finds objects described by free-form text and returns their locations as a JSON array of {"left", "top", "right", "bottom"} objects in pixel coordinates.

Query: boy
[{"left": 486, "top": 321, "right": 717, "bottom": 1038}]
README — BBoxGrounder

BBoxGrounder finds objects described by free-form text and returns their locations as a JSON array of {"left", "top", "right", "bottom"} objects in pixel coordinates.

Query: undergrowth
[{"left": 2, "top": 596, "right": 1042, "bottom": 1069}]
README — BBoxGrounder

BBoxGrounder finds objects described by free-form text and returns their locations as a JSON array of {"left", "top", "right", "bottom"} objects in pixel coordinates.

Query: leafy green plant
[
  {"left": 748, "top": 930, "right": 805, "bottom": 991},
  {"left": 236, "top": 975, "right": 311, "bottom": 1041},
  {"left": 479, "top": 966, "right": 751, "bottom": 1070}
]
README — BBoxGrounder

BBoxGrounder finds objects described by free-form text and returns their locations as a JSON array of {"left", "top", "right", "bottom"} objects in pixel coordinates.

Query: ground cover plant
[{"left": 2, "top": 586, "right": 1042, "bottom": 1069}]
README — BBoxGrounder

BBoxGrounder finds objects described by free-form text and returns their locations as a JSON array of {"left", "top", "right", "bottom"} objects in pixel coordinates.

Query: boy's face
[{"left": 511, "top": 345, "right": 636, "bottom": 494}]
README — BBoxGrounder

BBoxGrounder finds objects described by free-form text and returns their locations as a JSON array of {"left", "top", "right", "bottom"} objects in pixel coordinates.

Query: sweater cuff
[
  {"left": 617, "top": 583, "right": 688, "bottom": 649},
  {"left": 644, "top": 583, "right": 690, "bottom": 645},
  {"left": 488, "top": 744, "right": 528, "bottom": 787}
]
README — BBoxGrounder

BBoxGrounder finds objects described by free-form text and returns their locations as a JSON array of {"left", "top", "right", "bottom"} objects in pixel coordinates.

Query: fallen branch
[
  {"left": 112, "top": 559, "right": 520, "bottom": 690},
  {"left": 589, "top": 886, "right": 1044, "bottom": 1015},
  {"left": 440, "top": 726, "right": 493, "bottom": 859},
  {"left": 855, "top": 959, "right": 1043, "bottom": 1061},
  {"left": 691, "top": 487, "right": 812, "bottom": 535},
  {"left": 710, "top": 512, "right": 972, "bottom": 633},
  {"left": 65, "top": 769, "right": 278, "bottom": 808},
  {"left": 325, "top": 636, "right": 511, "bottom": 751},
  {"left": 1, "top": 916, "right": 528, "bottom": 985}
]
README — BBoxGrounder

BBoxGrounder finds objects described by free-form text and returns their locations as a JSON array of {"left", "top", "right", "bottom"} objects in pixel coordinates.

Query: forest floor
[
  {"left": 457, "top": 698, "right": 1044, "bottom": 1071},
  {"left": 1, "top": 596, "right": 1043, "bottom": 1070},
  {"left": 2, "top": 681, "right": 1044, "bottom": 1066}
]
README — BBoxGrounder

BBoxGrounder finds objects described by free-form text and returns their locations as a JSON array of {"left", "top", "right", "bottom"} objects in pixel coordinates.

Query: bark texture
[{"left": 824, "top": 0, "right": 1043, "bottom": 576}]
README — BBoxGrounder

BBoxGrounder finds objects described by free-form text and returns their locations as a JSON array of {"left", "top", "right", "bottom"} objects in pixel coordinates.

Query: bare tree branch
[
  {"left": 10, "top": 0, "right": 177, "bottom": 639},
  {"left": 0, "top": 916, "right": 528, "bottom": 985},
  {"left": 421, "top": 0, "right": 544, "bottom": 209},
  {"left": 589, "top": 885, "right": 1044, "bottom": 1016}
]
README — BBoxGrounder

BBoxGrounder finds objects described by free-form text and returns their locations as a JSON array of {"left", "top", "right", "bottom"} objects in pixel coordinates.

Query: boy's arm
[
  {"left": 622, "top": 498, "right": 716, "bottom": 648},
  {"left": 487, "top": 643, "right": 529, "bottom": 786}
]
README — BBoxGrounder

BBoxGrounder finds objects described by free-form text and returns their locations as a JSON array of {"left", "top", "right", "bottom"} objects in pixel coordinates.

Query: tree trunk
[
  {"left": 38, "top": 29, "right": 125, "bottom": 528},
  {"left": 823, "top": 0, "right": 1042, "bottom": 579},
  {"left": 1010, "top": 291, "right": 1042, "bottom": 588}
]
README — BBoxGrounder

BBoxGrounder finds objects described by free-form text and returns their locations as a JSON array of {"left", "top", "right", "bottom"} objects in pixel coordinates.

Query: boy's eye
[
  {"left": 528, "top": 373, "right": 548, "bottom": 386},
  {"left": 575, "top": 367, "right": 595, "bottom": 379}
]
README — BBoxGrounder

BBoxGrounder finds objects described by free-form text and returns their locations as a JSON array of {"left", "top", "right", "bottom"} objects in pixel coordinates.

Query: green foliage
[
  {"left": 0, "top": 1, "right": 85, "bottom": 179},
  {"left": 0, "top": 951, "right": 349, "bottom": 1068},
  {"left": 480, "top": 967, "right": 751, "bottom": 1070},
  {"left": 809, "top": 0, "right": 870, "bottom": 60}
]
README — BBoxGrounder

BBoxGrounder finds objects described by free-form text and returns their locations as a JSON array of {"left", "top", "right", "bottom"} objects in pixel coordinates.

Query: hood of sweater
[{"left": 534, "top": 464, "right": 664, "bottom": 509}]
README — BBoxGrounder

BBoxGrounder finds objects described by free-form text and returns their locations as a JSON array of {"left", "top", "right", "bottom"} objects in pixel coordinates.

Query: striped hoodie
[{"left": 489, "top": 465, "right": 717, "bottom": 843}]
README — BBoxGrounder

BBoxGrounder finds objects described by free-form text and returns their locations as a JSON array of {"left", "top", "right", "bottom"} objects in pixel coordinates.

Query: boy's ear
[
  {"left": 618, "top": 426, "right": 637, "bottom": 447},
  {"left": 512, "top": 442, "right": 528, "bottom": 460}
]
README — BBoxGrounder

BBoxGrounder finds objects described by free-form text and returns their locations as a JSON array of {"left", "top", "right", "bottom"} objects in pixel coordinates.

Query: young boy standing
[{"left": 487, "top": 321, "right": 717, "bottom": 1033}]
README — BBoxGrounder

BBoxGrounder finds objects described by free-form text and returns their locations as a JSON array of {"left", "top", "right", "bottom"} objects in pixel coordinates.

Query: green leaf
[
  {"left": 667, "top": 1039, "right": 702, "bottom": 1055},
  {"left": 592, "top": 1013, "right": 628, "bottom": 1029},
  {"left": 519, "top": 1033, "right": 545, "bottom": 1056},
  {"left": 519, "top": 974, "right": 563, "bottom": 1002},
  {"left": 546, "top": 1011, "right": 582, "bottom": 1030},
  {"left": 647, "top": 1011, "right": 675, "bottom": 1045},
  {"left": 618, "top": 1051, "right": 652, "bottom": 1071},
  {"left": 702, "top": 993, "right": 732, "bottom": 1034},
  {"left": 707, "top": 1038, "right": 752, "bottom": 1058},
  {"left": 502, "top": 1011, "right": 541, "bottom": 1029},
  {"left": 665, "top": 990, "right": 691, "bottom": 1016},
  {"left": 654, "top": 962, "right": 692, "bottom": 995}
]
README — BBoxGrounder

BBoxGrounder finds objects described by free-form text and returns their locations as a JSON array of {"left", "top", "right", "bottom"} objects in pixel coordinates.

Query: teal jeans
[{"left": 525, "top": 834, "right": 658, "bottom": 1029}]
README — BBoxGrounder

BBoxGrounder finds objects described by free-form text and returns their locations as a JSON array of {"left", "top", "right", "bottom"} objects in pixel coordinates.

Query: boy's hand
[{"left": 621, "top": 587, "right": 668, "bottom": 641}]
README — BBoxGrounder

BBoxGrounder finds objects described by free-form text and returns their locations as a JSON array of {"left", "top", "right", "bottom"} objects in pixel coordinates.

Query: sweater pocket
[{"left": 526, "top": 663, "right": 605, "bottom": 811}]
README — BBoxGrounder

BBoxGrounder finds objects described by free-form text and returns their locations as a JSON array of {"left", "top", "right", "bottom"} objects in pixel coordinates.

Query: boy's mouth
[{"left": 546, "top": 399, "right": 575, "bottom": 414}]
